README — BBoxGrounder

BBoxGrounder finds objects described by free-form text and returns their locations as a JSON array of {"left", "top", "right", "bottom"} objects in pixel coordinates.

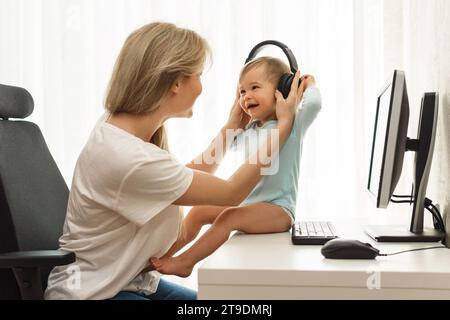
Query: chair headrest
[{"left": 0, "top": 84, "right": 34, "bottom": 119}]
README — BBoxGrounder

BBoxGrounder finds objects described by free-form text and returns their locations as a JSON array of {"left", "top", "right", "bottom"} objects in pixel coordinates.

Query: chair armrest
[
  {"left": 0, "top": 250, "right": 75, "bottom": 268},
  {"left": 0, "top": 250, "right": 75, "bottom": 300}
]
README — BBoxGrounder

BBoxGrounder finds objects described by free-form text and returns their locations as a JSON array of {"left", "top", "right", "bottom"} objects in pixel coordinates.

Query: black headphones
[{"left": 245, "top": 40, "right": 300, "bottom": 98}]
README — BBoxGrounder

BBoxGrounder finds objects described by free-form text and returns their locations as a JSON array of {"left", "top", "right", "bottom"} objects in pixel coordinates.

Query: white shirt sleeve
[{"left": 114, "top": 150, "right": 193, "bottom": 227}]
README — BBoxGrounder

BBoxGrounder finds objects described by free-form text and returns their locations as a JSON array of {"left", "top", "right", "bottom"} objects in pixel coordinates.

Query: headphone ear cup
[{"left": 278, "top": 74, "right": 294, "bottom": 99}]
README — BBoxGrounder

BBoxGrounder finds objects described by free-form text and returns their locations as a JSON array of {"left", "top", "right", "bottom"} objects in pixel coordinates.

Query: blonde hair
[
  {"left": 105, "top": 22, "right": 211, "bottom": 150},
  {"left": 239, "top": 56, "right": 290, "bottom": 87}
]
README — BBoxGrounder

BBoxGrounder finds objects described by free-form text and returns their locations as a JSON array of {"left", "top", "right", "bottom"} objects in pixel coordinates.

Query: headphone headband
[{"left": 245, "top": 40, "right": 298, "bottom": 74}]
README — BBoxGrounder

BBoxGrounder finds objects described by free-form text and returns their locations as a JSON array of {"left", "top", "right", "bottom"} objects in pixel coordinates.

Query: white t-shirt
[{"left": 44, "top": 114, "right": 193, "bottom": 300}]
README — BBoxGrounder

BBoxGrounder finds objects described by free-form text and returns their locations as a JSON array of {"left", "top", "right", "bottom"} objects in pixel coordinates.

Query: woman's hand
[
  {"left": 275, "top": 71, "right": 306, "bottom": 124},
  {"left": 226, "top": 87, "right": 251, "bottom": 130}
]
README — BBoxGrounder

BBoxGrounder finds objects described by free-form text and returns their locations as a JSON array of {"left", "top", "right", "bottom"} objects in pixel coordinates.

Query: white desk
[{"left": 198, "top": 221, "right": 450, "bottom": 299}]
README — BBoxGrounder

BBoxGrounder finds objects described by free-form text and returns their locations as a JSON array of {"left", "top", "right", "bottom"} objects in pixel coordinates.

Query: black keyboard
[{"left": 291, "top": 221, "right": 338, "bottom": 245}]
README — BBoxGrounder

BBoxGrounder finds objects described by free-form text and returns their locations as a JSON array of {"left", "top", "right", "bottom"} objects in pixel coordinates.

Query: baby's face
[{"left": 239, "top": 66, "right": 277, "bottom": 123}]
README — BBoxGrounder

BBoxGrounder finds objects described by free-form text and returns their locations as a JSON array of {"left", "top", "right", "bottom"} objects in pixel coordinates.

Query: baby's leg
[
  {"left": 162, "top": 205, "right": 228, "bottom": 258},
  {"left": 151, "top": 203, "right": 292, "bottom": 277}
]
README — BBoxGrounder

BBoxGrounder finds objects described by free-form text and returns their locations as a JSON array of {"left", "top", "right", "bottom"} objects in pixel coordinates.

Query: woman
[{"left": 44, "top": 22, "right": 303, "bottom": 300}]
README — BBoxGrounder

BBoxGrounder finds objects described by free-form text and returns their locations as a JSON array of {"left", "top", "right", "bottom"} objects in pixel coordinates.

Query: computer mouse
[{"left": 321, "top": 239, "right": 380, "bottom": 259}]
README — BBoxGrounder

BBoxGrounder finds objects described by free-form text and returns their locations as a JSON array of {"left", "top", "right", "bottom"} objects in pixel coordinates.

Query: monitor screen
[
  {"left": 367, "top": 70, "right": 409, "bottom": 209},
  {"left": 368, "top": 83, "right": 391, "bottom": 199}
]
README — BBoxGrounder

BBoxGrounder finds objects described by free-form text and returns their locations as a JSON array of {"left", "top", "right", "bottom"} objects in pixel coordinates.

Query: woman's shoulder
[
  {"left": 83, "top": 119, "right": 174, "bottom": 171},
  {"left": 75, "top": 126, "right": 184, "bottom": 193}
]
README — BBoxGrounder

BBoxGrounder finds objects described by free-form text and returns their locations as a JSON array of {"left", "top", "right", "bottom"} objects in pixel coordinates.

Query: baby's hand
[
  {"left": 226, "top": 86, "right": 251, "bottom": 130},
  {"left": 275, "top": 71, "right": 305, "bottom": 123},
  {"left": 301, "top": 75, "right": 316, "bottom": 89}
]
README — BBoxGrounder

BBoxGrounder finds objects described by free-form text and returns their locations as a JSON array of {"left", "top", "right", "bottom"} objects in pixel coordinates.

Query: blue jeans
[{"left": 110, "top": 278, "right": 197, "bottom": 300}]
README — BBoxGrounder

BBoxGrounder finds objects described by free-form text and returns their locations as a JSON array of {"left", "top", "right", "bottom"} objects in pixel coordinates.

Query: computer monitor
[{"left": 366, "top": 70, "right": 444, "bottom": 242}]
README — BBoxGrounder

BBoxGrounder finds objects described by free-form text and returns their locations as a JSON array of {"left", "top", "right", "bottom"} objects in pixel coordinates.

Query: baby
[{"left": 150, "top": 57, "right": 322, "bottom": 277}]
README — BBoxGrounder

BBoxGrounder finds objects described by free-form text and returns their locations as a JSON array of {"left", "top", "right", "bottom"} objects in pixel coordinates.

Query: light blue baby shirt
[{"left": 232, "top": 85, "right": 322, "bottom": 219}]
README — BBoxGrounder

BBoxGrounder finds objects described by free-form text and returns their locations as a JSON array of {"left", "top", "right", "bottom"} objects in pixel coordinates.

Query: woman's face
[
  {"left": 239, "top": 66, "right": 277, "bottom": 122},
  {"left": 171, "top": 71, "right": 203, "bottom": 118}
]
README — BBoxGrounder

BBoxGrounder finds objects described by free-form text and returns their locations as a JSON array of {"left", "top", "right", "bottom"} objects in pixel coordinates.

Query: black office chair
[{"left": 0, "top": 84, "right": 75, "bottom": 300}]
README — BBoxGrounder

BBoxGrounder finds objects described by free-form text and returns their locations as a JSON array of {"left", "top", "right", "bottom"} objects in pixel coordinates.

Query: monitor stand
[{"left": 365, "top": 225, "right": 444, "bottom": 242}]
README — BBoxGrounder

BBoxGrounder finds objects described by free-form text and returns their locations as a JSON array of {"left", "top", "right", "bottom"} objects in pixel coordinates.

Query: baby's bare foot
[
  {"left": 140, "top": 263, "right": 155, "bottom": 274},
  {"left": 150, "top": 256, "right": 194, "bottom": 278},
  {"left": 161, "top": 238, "right": 186, "bottom": 259}
]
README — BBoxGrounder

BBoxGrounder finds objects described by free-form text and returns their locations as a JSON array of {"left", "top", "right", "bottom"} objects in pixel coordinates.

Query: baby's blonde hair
[
  {"left": 105, "top": 22, "right": 211, "bottom": 150},
  {"left": 239, "top": 56, "right": 290, "bottom": 87}
]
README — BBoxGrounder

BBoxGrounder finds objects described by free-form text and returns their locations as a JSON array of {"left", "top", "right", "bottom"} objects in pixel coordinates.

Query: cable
[
  {"left": 379, "top": 246, "right": 447, "bottom": 256},
  {"left": 390, "top": 199, "right": 413, "bottom": 204},
  {"left": 426, "top": 206, "right": 445, "bottom": 231},
  {"left": 429, "top": 203, "right": 445, "bottom": 229},
  {"left": 430, "top": 206, "right": 444, "bottom": 231},
  {"left": 431, "top": 208, "right": 445, "bottom": 232},
  {"left": 433, "top": 206, "right": 445, "bottom": 233},
  {"left": 425, "top": 198, "right": 446, "bottom": 233},
  {"left": 429, "top": 203, "right": 441, "bottom": 213},
  {"left": 391, "top": 194, "right": 413, "bottom": 204},
  {"left": 390, "top": 196, "right": 446, "bottom": 233},
  {"left": 392, "top": 194, "right": 413, "bottom": 199}
]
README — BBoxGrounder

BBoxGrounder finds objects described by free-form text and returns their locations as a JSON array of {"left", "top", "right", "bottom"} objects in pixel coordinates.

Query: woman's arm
[
  {"left": 186, "top": 88, "right": 250, "bottom": 174},
  {"left": 185, "top": 124, "right": 241, "bottom": 174},
  {"left": 175, "top": 71, "right": 306, "bottom": 207},
  {"left": 175, "top": 120, "right": 291, "bottom": 206}
]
